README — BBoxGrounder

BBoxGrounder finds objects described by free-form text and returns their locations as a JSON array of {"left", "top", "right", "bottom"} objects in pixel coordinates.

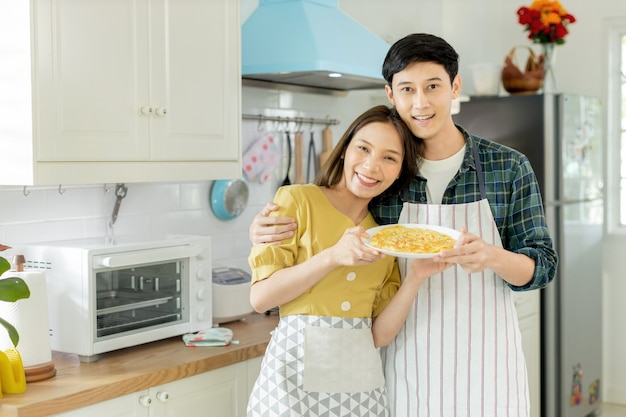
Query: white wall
[{"left": 1, "top": 0, "right": 625, "bottom": 404}]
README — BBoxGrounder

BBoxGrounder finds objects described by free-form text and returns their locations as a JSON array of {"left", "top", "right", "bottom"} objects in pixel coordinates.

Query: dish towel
[
  {"left": 242, "top": 133, "right": 280, "bottom": 184},
  {"left": 182, "top": 327, "right": 239, "bottom": 347}
]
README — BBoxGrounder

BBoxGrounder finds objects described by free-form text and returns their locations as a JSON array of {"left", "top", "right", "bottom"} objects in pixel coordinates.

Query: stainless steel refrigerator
[{"left": 453, "top": 93, "right": 603, "bottom": 417}]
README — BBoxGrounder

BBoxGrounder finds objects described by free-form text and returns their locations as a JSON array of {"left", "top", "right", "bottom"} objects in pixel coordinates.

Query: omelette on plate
[{"left": 368, "top": 225, "right": 456, "bottom": 255}]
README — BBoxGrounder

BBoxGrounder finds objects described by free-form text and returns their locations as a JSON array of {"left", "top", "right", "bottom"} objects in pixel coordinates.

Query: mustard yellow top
[{"left": 248, "top": 184, "right": 400, "bottom": 318}]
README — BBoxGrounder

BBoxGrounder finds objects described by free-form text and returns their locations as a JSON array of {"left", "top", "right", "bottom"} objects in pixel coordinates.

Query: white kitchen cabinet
[
  {"left": 244, "top": 356, "right": 263, "bottom": 411},
  {"left": 52, "top": 391, "right": 141, "bottom": 417},
  {"left": 514, "top": 290, "right": 541, "bottom": 417},
  {"left": 53, "top": 361, "right": 249, "bottom": 417},
  {"left": 0, "top": 0, "right": 241, "bottom": 185},
  {"left": 246, "top": 355, "right": 263, "bottom": 391}
]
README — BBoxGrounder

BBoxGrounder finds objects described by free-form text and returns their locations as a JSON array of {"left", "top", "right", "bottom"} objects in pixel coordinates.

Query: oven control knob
[
  {"left": 196, "top": 287, "right": 208, "bottom": 301},
  {"left": 196, "top": 267, "right": 210, "bottom": 281},
  {"left": 197, "top": 307, "right": 211, "bottom": 321}
]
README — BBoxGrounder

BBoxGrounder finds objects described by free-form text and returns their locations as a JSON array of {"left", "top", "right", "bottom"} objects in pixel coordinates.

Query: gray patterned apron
[
  {"left": 247, "top": 315, "right": 389, "bottom": 417},
  {"left": 382, "top": 143, "right": 530, "bottom": 417}
]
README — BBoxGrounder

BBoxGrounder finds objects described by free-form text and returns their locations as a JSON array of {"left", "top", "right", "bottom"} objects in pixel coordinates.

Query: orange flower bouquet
[{"left": 517, "top": 0, "right": 576, "bottom": 44}]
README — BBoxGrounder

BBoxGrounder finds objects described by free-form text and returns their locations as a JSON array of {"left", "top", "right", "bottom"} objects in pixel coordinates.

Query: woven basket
[{"left": 501, "top": 46, "right": 545, "bottom": 94}]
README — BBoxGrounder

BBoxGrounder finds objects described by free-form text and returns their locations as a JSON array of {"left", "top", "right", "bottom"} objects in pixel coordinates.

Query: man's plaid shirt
[{"left": 369, "top": 125, "right": 558, "bottom": 291}]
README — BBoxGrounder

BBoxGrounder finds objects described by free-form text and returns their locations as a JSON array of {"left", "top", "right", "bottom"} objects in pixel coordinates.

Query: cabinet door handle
[
  {"left": 138, "top": 395, "right": 152, "bottom": 407},
  {"left": 155, "top": 107, "right": 167, "bottom": 117},
  {"left": 156, "top": 391, "right": 170, "bottom": 402},
  {"left": 140, "top": 106, "right": 153, "bottom": 115}
]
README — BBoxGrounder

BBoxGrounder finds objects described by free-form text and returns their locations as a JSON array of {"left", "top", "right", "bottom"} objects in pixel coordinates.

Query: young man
[{"left": 249, "top": 33, "right": 557, "bottom": 417}]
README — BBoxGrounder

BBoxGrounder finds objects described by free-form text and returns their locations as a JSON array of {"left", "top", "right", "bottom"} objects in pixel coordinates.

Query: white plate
[{"left": 363, "top": 224, "right": 461, "bottom": 259}]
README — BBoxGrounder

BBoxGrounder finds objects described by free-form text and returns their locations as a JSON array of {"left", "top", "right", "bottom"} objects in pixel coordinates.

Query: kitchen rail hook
[
  {"left": 22, "top": 186, "right": 30, "bottom": 197},
  {"left": 257, "top": 115, "right": 265, "bottom": 131},
  {"left": 58, "top": 185, "right": 66, "bottom": 195},
  {"left": 273, "top": 117, "right": 280, "bottom": 132}
]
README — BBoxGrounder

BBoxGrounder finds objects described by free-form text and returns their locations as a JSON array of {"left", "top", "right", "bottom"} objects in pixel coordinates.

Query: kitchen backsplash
[
  {"left": 0, "top": 86, "right": 387, "bottom": 270},
  {"left": 0, "top": 181, "right": 269, "bottom": 272}
]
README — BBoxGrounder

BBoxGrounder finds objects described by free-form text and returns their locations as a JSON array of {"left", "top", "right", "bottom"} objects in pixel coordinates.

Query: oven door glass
[{"left": 95, "top": 259, "right": 188, "bottom": 338}]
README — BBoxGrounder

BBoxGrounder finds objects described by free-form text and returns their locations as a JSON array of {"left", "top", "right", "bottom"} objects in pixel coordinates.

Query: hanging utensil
[
  {"left": 318, "top": 126, "right": 333, "bottom": 169},
  {"left": 109, "top": 183, "right": 128, "bottom": 227},
  {"left": 281, "top": 131, "right": 292, "bottom": 186},
  {"left": 294, "top": 130, "right": 305, "bottom": 184},
  {"left": 306, "top": 130, "right": 318, "bottom": 182}
]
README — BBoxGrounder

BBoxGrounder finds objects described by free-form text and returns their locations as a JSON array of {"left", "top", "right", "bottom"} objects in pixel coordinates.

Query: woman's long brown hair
[{"left": 314, "top": 105, "right": 419, "bottom": 197}]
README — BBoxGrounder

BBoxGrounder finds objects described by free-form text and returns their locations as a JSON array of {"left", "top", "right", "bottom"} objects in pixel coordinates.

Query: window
[{"left": 607, "top": 18, "right": 626, "bottom": 231}]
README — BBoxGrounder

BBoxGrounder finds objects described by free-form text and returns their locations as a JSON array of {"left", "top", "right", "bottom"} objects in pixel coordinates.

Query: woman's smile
[{"left": 355, "top": 172, "right": 380, "bottom": 187}]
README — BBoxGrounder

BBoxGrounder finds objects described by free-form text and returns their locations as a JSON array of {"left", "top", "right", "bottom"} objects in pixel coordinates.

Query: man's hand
[
  {"left": 249, "top": 202, "right": 297, "bottom": 245},
  {"left": 435, "top": 229, "right": 493, "bottom": 273},
  {"left": 434, "top": 228, "right": 535, "bottom": 287}
]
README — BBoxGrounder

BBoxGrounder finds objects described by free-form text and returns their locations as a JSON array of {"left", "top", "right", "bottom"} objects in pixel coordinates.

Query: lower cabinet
[
  {"left": 52, "top": 304, "right": 535, "bottom": 417},
  {"left": 245, "top": 356, "right": 263, "bottom": 406},
  {"left": 53, "top": 360, "right": 257, "bottom": 417}
]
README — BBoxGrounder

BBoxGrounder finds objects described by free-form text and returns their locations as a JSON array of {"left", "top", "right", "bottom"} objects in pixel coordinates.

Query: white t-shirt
[{"left": 419, "top": 145, "right": 466, "bottom": 204}]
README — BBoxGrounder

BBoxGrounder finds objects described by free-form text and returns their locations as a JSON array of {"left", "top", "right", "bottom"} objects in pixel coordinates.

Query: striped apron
[{"left": 382, "top": 147, "right": 530, "bottom": 417}]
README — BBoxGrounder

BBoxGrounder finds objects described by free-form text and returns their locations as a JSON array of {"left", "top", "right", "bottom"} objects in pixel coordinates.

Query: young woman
[{"left": 246, "top": 105, "right": 451, "bottom": 417}]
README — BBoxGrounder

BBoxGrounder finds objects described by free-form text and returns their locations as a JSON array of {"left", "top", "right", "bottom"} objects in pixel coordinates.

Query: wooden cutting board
[
  {"left": 318, "top": 127, "right": 333, "bottom": 169},
  {"left": 294, "top": 131, "right": 305, "bottom": 184}
]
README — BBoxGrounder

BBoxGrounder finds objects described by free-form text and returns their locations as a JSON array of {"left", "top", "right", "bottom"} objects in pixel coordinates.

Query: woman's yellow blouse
[{"left": 248, "top": 184, "right": 401, "bottom": 318}]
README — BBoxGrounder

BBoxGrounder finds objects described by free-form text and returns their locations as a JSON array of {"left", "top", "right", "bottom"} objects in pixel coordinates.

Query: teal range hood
[{"left": 242, "top": 0, "right": 391, "bottom": 92}]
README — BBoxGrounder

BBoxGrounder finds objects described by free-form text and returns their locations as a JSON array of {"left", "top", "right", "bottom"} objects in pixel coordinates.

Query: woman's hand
[
  {"left": 406, "top": 257, "right": 453, "bottom": 282},
  {"left": 249, "top": 202, "right": 297, "bottom": 245},
  {"left": 327, "top": 226, "right": 385, "bottom": 266},
  {"left": 250, "top": 226, "right": 384, "bottom": 313}
]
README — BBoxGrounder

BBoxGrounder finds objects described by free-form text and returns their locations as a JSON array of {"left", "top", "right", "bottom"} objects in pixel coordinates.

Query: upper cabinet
[{"left": 0, "top": 0, "right": 241, "bottom": 185}]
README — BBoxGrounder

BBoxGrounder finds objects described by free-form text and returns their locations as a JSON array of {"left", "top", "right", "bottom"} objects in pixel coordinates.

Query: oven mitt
[
  {"left": 182, "top": 327, "right": 239, "bottom": 347},
  {"left": 242, "top": 133, "right": 280, "bottom": 184}
]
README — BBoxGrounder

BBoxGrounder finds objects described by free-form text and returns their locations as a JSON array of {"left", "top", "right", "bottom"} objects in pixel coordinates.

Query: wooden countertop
[{"left": 0, "top": 313, "right": 278, "bottom": 417}]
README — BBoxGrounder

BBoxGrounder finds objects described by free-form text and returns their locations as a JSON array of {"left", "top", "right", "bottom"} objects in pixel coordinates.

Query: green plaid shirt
[{"left": 370, "top": 125, "right": 558, "bottom": 291}]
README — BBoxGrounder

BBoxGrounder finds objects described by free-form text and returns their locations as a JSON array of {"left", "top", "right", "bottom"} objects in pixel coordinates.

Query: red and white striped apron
[{"left": 382, "top": 198, "right": 530, "bottom": 417}]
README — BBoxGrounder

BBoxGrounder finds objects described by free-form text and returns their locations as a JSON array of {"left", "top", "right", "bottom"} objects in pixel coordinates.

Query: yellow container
[{"left": 0, "top": 348, "right": 27, "bottom": 396}]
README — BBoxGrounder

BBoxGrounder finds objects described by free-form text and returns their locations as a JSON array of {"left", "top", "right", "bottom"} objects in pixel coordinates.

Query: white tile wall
[
  {"left": 0, "top": 86, "right": 387, "bottom": 271},
  {"left": 0, "top": 182, "right": 261, "bottom": 271}
]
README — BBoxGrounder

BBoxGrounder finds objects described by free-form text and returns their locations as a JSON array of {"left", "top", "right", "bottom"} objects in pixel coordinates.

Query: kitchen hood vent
[{"left": 242, "top": 0, "right": 390, "bottom": 92}]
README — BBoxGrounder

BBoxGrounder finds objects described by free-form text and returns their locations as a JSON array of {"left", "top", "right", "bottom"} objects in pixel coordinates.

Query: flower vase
[{"left": 541, "top": 43, "right": 557, "bottom": 93}]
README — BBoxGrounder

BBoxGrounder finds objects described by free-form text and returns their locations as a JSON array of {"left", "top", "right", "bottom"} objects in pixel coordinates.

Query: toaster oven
[{"left": 16, "top": 235, "right": 212, "bottom": 362}]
